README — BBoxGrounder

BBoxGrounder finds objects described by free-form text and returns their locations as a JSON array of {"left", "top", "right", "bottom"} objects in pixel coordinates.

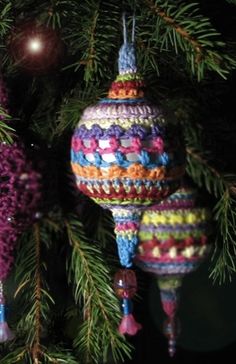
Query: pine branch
[
  {"left": 91, "top": 209, "right": 115, "bottom": 249},
  {"left": 0, "top": 2, "right": 12, "bottom": 37},
  {"left": 32, "top": 223, "right": 42, "bottom": 363},
  {"left": 63, "top": 0, "right": 120, "bottom": 82},
  {"left": 0, "top": 346, "right": 80, "bottom": 364},
  {"left": 0, "top": 346, "right": 29, "bottom": 363},
  {"left": 143, "top": 0, "right": 236, "bottom": 79},
  {"left": 0, "top": 109, "right": 15, "bottom": 143},
  {"left": 14, "top": 222, "right": 55, "bottom": 361},
  {"left": 46, "top": 0, "right": 80, "bottom": 29},
  {"left": 65, "top": 217, "right": 132, "bottom": 364},
  {"left": 185, "top": 125, "right": 236, "bottom": 282},
  {"left": 56, "top": 84, "right": 105, "bottom": 138},
  {"left": 225, "top": 0, "right": 236, "bottom": 4}
]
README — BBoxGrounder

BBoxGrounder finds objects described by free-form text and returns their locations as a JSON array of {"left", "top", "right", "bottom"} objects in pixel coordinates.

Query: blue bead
[
  {"left": 0, "top": 304, "right": 5, "bottom": 323},
  {"left": 122, "top": 298, "right": 132, "bottom": 315}
]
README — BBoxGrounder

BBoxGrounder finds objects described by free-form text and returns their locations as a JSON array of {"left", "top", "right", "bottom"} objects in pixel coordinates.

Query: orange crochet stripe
[
  {"left": 71, "top": 163, "right": 185, "bottom": 180},
  {"left": 108, "top": 89, "right": 144, "bottom": 99}
]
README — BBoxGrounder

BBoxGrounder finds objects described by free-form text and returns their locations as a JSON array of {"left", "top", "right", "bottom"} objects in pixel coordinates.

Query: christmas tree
[{"left": 0, "top": 1, "right": 236, "bottom": 363}]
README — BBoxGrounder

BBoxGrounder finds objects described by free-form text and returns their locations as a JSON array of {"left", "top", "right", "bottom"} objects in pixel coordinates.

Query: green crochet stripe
[
  {"left": 93, "top": 198, "right": 154, "bottom": 206},
  {"left": 116, "top": 73, "right": 143, "bottom": 81},
  {"left": 139, "top": 230, "right": 205, "bottom": 241}
]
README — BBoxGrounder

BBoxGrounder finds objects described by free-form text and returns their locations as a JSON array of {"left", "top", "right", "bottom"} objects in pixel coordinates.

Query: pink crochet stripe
[
  {"left": 115, "top": 222, "right": 139, "bottom": 231},
  {"left": 136, "top": 255, "right": 201, "bottom": 263},
  {"left": 162, "top": 301, "right": 177, "bottom": 318},
  {"left": 71, "top": 136, "right": 164, "bottom": 154}
]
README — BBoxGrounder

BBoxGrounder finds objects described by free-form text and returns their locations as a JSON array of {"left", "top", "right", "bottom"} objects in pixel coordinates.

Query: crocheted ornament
[
  {"left": 135, "top": 186, "right": 212, "bottom": 356},
  {"left": 71, "top": 16, "right": 185, "bottom": 334},
  {"left": 0, "top": 76, "right": 42, "bottom": 342},
  {"left": 0, "top": 152, "right": 41, "bottom": 342},
  {"left": 0, "top": 76, "right": 8, "bottom": 118}
]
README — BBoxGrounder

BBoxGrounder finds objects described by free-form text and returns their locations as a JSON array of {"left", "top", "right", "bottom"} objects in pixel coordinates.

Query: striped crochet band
[
  {"left": 73, "top": 123, "right": 165, "bottom": 139},
  {"left": 150, "top": 188, "right": 197, "bottom": 210},
  {"left": 76, "top": 180, "right": 180, "bottom": 209},
  {"left": 137, "top": 237, "right": 209, "bottom": 260},
  {"left": 79, "top": 102, "right": 165, "bottom": 126},
  {"left": 71, "top": 164, "right": 184, "bottom": 180},
  {"left": 141, "top": 208, "right": 211, "bottom": 225},
  {"left": 112, "top": 207, "right": 142, "bottom": 268},
  {"left": 134, "top": 259, "right": 204, "bottom": 275}
]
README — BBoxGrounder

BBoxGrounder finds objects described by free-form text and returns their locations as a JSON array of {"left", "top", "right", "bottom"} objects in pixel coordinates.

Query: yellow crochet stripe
[
  {"left": 79, "top": 116, "right": 166, "bottom": 130},
  {"left": 71, "top": 163, "right": 184, "bottom": 180},
  {"left": 141, "top": 209, "right": 210, "bottom": 225},
  {"left": 93, "top": 197, "right": 155, "bottom": 205},
  {"left": 108, "top": 89, "right": 144, "bottom": 99},
  {"left": 114, "top": 230, "right": 138, "bottom": 237}
]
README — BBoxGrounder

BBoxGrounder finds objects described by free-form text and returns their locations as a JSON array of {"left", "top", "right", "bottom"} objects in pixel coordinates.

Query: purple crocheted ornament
[
  {"left": 0, "top": 142, "right": 42, "bottom": 280},
  {"left": 0, "top": 75, "right": 8, "bottom": 118},
  {"left": 0, "top": 75, "right": 42, "bottom": 342},
  {"left": 0, "top": 142, "right": 42, "bottom": 342}
]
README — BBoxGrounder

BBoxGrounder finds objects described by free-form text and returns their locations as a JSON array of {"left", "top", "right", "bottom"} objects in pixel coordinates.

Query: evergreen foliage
[{"left": 0, "top": 0, "right": 235, "bottom": 362}]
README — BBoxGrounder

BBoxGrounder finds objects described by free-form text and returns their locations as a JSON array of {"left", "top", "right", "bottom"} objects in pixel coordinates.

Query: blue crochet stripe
[
  {"left": 166, "top": 191, "right": 196, "bottom": 202},
  {"left": 100, "top": 98, "right": 146, "bottom": 104},
  {"left": 71, "top": 150, "right": 172, "bottom": 169},
  {"left": 160, "top": 290, "right": 179, "bottom": 302},
  {"left": 113, "top": 214, "right": 141, "bottom": 224},
  {"left": 136, "top": 260, "right": 200, "bottom": 274},
  {"left": 116, "top": 234, "right": 138, "bottom": 267}
]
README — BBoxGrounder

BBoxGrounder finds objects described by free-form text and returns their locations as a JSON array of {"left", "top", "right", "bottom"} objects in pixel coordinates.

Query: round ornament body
[
  {"left": 71, "top": 81, "right": 185, "bottom": 212},
  {"left": 135, "top": 186, "right": 212, "bottom": 355},
  {"left": 135, "top": 186, "right": 211, "bottom": 276}
]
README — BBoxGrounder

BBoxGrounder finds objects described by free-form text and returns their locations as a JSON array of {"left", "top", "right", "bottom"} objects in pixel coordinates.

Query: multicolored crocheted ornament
[
  {"left": 71, "top": 15, "right": 185, "bottom": 334},
  {"left": 135, "top": 186, "right": 212, "bottom": 356},
  {"left": 0, "top": 76, "right": 42, "bottom": 342}
]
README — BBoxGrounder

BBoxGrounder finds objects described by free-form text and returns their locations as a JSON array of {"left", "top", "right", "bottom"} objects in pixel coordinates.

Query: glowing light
[{"left": 27, "top": 38, "right": 43, "bottom": 53}]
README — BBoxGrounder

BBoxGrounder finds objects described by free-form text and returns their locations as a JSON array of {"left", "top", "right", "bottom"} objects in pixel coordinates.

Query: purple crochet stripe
[
  {"left": 135, "top": 260, "right": 201, "bottom": 275},
  {"left": 98, "top": 203, "right": 150, "bottom": 210},
  {"left": 149, "top": 201, "right": 195, "bottom": 210},
  {"left": 74, "top": 124, "right": 165, "bottom": 140},
  {"left": 81, "top": 103, "right": 163, "bottom": 120},
  {"left": 139, "top": 222, "right": 207, "bottom": 232}
]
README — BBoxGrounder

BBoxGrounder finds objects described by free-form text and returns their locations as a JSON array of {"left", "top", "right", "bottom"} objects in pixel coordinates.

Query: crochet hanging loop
[
  {"left": 119, "top": 12, "right": 137, "bottom": 75},
  {"left": 122, "top": 12, "right": 136, "bottom": 44}
]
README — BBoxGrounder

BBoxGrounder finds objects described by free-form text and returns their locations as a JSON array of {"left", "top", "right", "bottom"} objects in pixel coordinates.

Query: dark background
[
  {"left": 126, "top": 257, "right": 236, "bottom": 364},
  {"left": 124, "top": 1, "right": 236, "bottom": 362}
]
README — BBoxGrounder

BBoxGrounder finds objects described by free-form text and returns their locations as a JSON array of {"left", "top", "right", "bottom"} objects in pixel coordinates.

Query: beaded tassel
[
  {"left": 114, "top": 269, "right": 141, "bottom": 335},
  {"left": 158, "top": 277, "right": 181, "bottom": 357}
]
